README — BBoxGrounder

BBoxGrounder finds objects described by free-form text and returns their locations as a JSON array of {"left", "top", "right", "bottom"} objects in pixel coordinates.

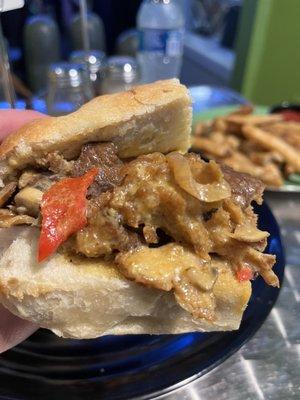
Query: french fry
[
  {"left": 284, "top": 163, "right": 297, "bottom": 176},
  {"left": 250, "top": 151, "right": 283, "bottom": 166},
  {"left": 224, "top": 152, "right": 284, "bottom": 187},
  {"left": 243, "top": 125, "right": 300, "bottom": 171},
  {"left": 228, "top": 104, "right": 254, "bottom": 116},
  {"left": 193, "top": 137, "right": 231, "bottom": 158},
  {"left": 264, "top": 122, "right": 300, "bottom": 150},
  {"left": 192, "top": 106, "right": 300, "bottom": 187},
  {"left": 212, "top": 117, "right": 227, "bottom": 132},
  {"left": 226, "top": 114, "right": 283, "bottom": 126},
  {"left": 194, "top": 122, "right": 207, "bottom": 137}
]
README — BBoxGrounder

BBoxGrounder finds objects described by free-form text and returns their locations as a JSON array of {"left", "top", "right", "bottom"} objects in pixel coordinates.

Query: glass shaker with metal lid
[
  {"left": 101, "top": 56, "right": 140, "bottom": 94},
  {"left": 70, "top": 50, "right": 107, "bottom": 95},
  {"left": 46, "top": 62, "right": 94, "bottom": 116}
]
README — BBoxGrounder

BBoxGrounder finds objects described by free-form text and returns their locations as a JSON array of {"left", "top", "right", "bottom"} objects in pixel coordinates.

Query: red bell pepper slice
[
  {"left": 236, "top": 266, "right": 254, "bottom": 282},
  {"left": 38, "top": 168, "right": 98, "bottom": 262}
]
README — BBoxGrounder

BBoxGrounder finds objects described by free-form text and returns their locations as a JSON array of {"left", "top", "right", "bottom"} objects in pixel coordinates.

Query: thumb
[
  {"left": 0, "top": 110, "right": 46, "bottom": 141},
  {"left": 0, "top": 305, "right": 38, "bottom": 353}
]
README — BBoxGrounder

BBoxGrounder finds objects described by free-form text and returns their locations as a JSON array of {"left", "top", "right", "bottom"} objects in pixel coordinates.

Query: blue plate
[
  {"left": 0, "top": 203, "right": 285, "bottom": 400},
  {"left": 189, "top": 85, "right": 248, "bottom": 115}
]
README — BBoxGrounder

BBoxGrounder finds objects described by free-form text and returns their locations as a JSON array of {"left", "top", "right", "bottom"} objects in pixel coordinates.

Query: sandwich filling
[{"left": 0, "top": 143, "right": 278, "bottom": 321}]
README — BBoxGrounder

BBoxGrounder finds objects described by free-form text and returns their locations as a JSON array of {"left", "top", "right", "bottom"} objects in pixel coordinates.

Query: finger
[
  {"left": 0, "top": 110, "right": 46, "bottom": 141},
  {"left": 0, "top": 305, "right": 38, "bottom": 353},
  {"left": 0, "top": 112, "right": 42, "bottom": 353}
]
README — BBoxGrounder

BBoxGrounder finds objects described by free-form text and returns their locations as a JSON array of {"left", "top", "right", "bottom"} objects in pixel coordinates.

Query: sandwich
[{"left": 0, "top": 79, "right": 278, "bottom": 339}]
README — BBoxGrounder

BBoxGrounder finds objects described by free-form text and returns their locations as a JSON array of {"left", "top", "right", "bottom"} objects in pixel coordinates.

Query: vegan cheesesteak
[{"left": 0, "top": 80, "right": 278, "bottom": 338}]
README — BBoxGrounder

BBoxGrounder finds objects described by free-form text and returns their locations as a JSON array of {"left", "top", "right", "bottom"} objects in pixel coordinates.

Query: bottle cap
[
  {"left": 70, "top": 50, "right": 107, "bottom": 75},
  {"left": 106, "top": 56, "right": 140, "bottom": 83},
  {"left": 48, "top": 62, "right": 90, "bottom": 87}
]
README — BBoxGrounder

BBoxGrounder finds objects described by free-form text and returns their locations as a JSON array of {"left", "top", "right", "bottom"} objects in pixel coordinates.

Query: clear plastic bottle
[
  {"left": 137, "top": 0, "right": 185, "bottom": 83},
  {"left": 24, "top": 15, "right": 60, "bottom": 92}
]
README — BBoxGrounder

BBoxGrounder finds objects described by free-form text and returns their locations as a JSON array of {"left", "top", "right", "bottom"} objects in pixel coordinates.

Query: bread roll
[
  {"left": 0, "top": 228, "right": 251, "bottom": 338},
  {"left": 0, "top": 79, "right": 192, "bottom": 180}
]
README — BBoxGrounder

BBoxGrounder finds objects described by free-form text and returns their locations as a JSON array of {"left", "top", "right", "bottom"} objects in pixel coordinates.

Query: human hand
[{"left": 0, "top": 109, "right": 45, "bottom": 353}]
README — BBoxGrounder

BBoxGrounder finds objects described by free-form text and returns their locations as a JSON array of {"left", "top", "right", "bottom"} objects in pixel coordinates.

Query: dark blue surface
[
  {"left": 0, "top": 203, "right": 285, "bottom": 400},
  {"left": 189, "top": 85, "right": 248, "bottom": 114}
]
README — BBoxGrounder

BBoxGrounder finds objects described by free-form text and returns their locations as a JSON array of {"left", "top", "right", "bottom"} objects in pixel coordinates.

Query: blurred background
[{"left": 1, "top": 0, "right": 300, "bottom": 114}]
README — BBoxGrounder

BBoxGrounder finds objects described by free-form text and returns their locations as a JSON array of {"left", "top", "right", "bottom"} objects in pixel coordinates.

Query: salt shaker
[
  {"left": 70, "top": 50, "right": 107, "bottom": 95},
  {"left": 46, "top": 62, "right": 94, "bottom": 116},
  {"left": 101, "top": 57, "right": 140, "bottom": 95}
]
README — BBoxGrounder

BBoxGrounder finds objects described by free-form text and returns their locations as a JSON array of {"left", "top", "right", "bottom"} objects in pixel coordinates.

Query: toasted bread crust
[
  {"left": 0, "top": 80, "right": 192, "bottom": 179},
  {"left": 0, "top": 228, "right": 251, "bottom": 338}
]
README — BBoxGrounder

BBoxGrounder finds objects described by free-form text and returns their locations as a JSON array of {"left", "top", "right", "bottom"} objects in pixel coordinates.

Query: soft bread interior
[
  {"left": 0, "top": 79, "right": 192, "bottom": 179},
  {"left": 0, "top": 228, "right": 251, "bottom": 338}
]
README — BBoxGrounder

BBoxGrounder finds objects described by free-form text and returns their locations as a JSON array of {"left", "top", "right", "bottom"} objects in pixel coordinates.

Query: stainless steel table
[{"left": 158, "top": 192, "right": 300, "bottom": 400}]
